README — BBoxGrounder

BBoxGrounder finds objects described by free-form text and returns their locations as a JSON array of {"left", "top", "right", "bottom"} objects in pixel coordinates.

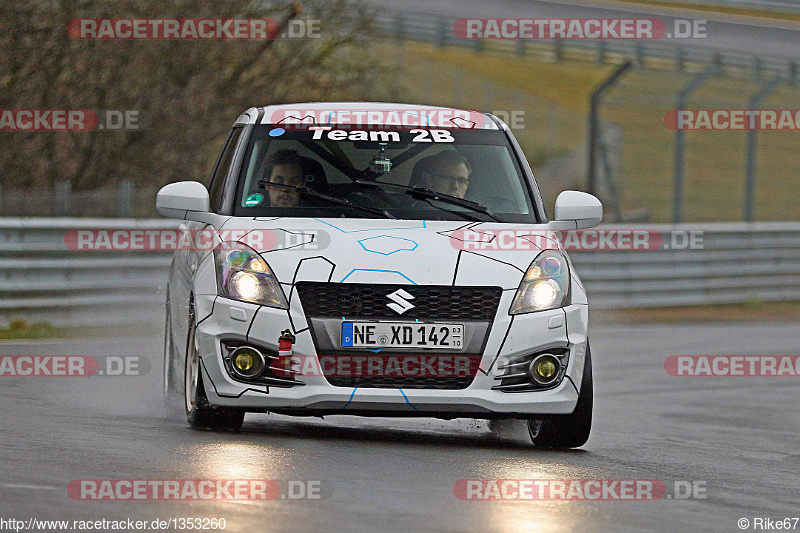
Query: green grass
[
  {"left": 392, "top": 42, "right": 800, "bottom": 222},
  {"left": 0, "top": 320, "right": 64, "bottom": 340}
]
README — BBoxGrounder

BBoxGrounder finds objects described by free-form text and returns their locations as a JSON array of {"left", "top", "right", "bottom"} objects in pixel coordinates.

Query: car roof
[{"left": 234, "top": 102, "right": 503, "bottom": 130}]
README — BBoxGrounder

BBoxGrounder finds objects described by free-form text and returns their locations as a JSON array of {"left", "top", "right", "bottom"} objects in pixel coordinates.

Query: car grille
[
  {"left": 295, "top": 282, "right": 502, "bottom": 321},
  {"left": 325, "top": 374, "right": 474, "bottom": 390},
  {"left": 295, "top": 282, "right": 499, "bottom": 389}
]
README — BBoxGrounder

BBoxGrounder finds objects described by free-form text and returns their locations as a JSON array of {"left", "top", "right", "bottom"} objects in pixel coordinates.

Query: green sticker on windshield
[{"left": 244, "top": 193, "right": 263, "bottom": 207}]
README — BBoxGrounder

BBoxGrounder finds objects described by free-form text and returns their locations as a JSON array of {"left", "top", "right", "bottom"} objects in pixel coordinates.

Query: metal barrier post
[
  {"left": 673, "top": 63, "right": 718, "bottom": 223},
  {"left": 394, "top": 15, "right": 405, "bottom": 42},
  {"left": 745, "top": 74, "right": 784, "bottom": 222},
  {"left": 588, "top": 61, "right": 633, "bottom": 198}
]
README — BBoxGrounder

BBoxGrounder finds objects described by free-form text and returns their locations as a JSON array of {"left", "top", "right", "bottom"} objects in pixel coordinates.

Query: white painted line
[{"left": 0, "top": 483, "right": 59, "bottom": 491}]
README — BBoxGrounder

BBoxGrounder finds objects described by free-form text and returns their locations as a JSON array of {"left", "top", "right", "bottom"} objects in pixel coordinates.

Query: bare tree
[{"left": 0, "top": 0, "right": 396, "bottom": 193}]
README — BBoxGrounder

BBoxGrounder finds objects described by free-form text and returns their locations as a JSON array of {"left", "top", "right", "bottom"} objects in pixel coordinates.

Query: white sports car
[{"left": 158, "top": 102, "right": 602, "bottom": 448}]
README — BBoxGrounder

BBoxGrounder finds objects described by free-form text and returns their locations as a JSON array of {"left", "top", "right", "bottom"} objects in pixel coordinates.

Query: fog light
[
  {"left": 529, "top": 354, "right": 560, "bottom": 385},
  {"left": 230, "top": 346, "right": 265, "bottom": 378}
]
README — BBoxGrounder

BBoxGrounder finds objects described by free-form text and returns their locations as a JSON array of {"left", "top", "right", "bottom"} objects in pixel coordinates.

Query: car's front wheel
[
  {"left": 527, "top": 345, "right": 593, "bottom": 449},
  {"left": 184, "top": 302, "right": 245, "bottom": 431}
]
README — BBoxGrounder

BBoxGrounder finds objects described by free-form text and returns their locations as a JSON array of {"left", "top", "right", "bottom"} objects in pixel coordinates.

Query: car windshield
[{"left": 234, "top": 124, "right": 539, "bottom": 222}]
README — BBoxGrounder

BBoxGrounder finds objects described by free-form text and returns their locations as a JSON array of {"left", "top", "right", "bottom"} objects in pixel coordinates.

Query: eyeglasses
[{"left": 431, "top": 175, "right": 469, "bottom": 187}]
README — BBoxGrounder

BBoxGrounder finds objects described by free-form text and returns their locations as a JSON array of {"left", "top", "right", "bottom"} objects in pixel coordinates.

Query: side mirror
[
  {"left": 553, "top": 190, "right": 603, "bottom": 229},
  {"left": 156, "top": 181, "right": 210, "bottom": 219}
]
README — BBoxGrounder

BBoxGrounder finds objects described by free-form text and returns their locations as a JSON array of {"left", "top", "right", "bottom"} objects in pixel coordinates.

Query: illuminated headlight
[
  {"left": 509, "top": 250, "right": 570, "bottom": 314},
  {"left": 214, "top": 243, "right": 288, "bottom": 308}
]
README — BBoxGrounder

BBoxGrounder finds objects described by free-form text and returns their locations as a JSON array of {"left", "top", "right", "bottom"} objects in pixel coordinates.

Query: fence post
[
  {"left": 596, "top": 40, "right": 606, "bottom": 64},
  {"left": 394, "top": 15, "right": 405, "bottom": 42},
  {"left": 675, "top": 47, "right": 685, "bottom": 72},
  {"left": 548, "top": 103, "right": 559, "bottom": 149},
  {"left": 484, "top": 80, "right": 495, "bottom": 110},
  {"left": 673, "top": 63, "right": 719, "bottom": 223},
  {"left": 753, "top": 56, "right": 763, "bottom": 82},
  {"left": 436, "top": 18, "right": 446, "bottom": 48},
  {"left": 588, "top": 61, "right": 633, "bottom": 199},
  {"left": 514, "top": 90, "right": 525, "bottom": 131},
  {"left": 118, "top": 179, "right": 133, "bottom": 217},
  {"left": 453, "top": 68, "right": 463, "bottom": 108},
  {"left": 553, "top": 39, "right": 563, "bottom": 62},
  {"left": 55, "top": 181, "right": 71, "bottom": 216},
  {"left": 745, "top": 75, "right": 784, "bottom": 222},
  {"left": 634, "top": 42, "right": 645, "bottom": 66},
  {"left": 515, "top": 39, "right": 526, "bottom": 57}
]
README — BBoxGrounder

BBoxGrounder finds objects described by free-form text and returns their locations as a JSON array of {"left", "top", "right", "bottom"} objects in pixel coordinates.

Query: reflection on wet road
[{"left": 1, "top": 322, "right": 799, "bottom": 532}]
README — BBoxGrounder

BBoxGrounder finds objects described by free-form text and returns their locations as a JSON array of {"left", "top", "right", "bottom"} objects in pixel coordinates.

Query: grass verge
[{"left": 397, "top": 41, "right": 800, "bottom": 222}]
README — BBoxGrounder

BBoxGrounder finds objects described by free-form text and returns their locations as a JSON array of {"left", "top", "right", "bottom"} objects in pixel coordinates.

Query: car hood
[{"left": 220, "top": 217, "right": 557, "bottom": 290}]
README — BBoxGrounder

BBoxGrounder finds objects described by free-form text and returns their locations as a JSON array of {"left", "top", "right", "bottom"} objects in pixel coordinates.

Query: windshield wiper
[
  {"left": 354, "top": 179, "right": 504, "bottom": 223},
  {"left": 257, "top": 180, "right": 397, "bottom": 219}
]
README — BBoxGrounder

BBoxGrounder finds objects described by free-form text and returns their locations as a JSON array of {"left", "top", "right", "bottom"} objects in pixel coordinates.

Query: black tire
[
  {"left": 184, "top": 302, "right": 245, "bottom": 431},
  {"left": 163, "top": 293, "right": 179, "bottom": 397},
  {"left": 527, "top": 345, "right": 593, "bottom": 449}
]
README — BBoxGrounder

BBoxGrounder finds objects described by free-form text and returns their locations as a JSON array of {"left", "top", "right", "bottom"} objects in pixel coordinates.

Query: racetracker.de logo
[
  {"left": 665, "top": 109, "right": 800, "bottom": 131},
  {"left": 454, "top": 479, "right": 667, "bottom": 500},
  {"left": 454, "top": 18, "right": 668, "bottom": 40},
  {"left": 264, "top": 107, "right": 487, "bottom": 129},
  {"left": 0, "top": 110, "right": 96, "bottom": 131},
  {"left": 68, "top": 479, "right": 331, "bottom": 500},
  {"left": 0, "top": 356, "right": 149, "bottom": 377},
  {"left": 664, "top": 356, "right": 800, "bottom": 377},
  {"left": 275, "top": 354, "right": 482, "bottom": 378},
  {"left": 64, "top": 228, "right": 326, "bottom": 252},
  {"left": 67, "top": 18, "right": 281, "bottom": 40},
  {"left": 448, "top": 229, "right": 703, "bottom": 252},
  {"left": 0, "top": 109, "right": 142, "bottom": 132}
]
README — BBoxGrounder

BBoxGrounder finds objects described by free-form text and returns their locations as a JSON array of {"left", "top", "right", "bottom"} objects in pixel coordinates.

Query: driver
[
  {"left": 262, "top": 150, "right": 304, "bottom": 207},
  {"left": 419, "top": 151, "right": 472, "bottom": 199}
]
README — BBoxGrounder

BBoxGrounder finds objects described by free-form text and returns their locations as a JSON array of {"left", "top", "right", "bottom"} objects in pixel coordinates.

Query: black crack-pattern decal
[
  {"left": 196, "top": 296, "right": 218, "bottom": 327},
  {"left": 201, "top": 357, "right": 270, "bottom": 398},
  {"left": 484, "top": 315, "right": 515, "bottom": 375},
  {"left": 462, "top": 250, "right": 525, "bottom": 273}
]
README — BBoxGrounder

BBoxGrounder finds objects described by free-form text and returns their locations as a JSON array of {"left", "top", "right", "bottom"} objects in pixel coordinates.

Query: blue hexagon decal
[{"left": 357, "top": 235, "right": 418, "bottom": 255}]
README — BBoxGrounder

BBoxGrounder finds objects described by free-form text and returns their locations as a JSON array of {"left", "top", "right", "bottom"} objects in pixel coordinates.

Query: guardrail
[
  {"left": 0, "top": 218, "right": 177, "bottom": 328},
  {"left": 1, "top": 219, "right": 799, "bottom": 327},
  {"left": 378, "top": 11, "right": 800, "bottom": 80}
]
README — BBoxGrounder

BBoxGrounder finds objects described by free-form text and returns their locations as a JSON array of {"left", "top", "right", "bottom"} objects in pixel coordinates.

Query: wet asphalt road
[{"left": 1, "top": 321, "right": 799, "bottom": 532}]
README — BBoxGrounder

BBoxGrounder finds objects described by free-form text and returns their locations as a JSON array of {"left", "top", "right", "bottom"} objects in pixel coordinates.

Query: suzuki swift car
[{"left": 158, "top": 103, "right": 602, "bottom": 448}]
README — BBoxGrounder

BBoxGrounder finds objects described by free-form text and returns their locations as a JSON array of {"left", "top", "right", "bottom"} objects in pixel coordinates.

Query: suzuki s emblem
[{"left": 386, "top": 289, "right": 415, "bottom": 315}]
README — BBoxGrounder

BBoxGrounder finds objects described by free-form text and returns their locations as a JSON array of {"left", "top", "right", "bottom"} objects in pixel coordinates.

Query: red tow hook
[{"left": 277, "top": 330, "right": 296, "bottom": 376}]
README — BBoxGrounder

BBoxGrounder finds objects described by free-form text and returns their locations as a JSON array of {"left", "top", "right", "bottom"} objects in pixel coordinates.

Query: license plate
[{"left": 341, "top": 322, "right": 464, "bottom": 349}]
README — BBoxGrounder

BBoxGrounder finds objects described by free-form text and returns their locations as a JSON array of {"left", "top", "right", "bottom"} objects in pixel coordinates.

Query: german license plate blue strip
[{"left": 341, "top": 321, "right": 354, "bottom": 347}]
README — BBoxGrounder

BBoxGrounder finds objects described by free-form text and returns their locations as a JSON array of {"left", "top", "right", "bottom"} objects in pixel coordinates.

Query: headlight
[
  {"left": 214, "top": 243, "right": 288, "bottom": 308},
  {"left": 509, "top": 250, "right": 570, "bottom": 314}
]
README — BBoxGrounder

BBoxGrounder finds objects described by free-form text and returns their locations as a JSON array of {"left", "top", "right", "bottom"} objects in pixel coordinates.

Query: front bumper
[{"left": 193, "top": 292, "right": 589, "bottom": 418}]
